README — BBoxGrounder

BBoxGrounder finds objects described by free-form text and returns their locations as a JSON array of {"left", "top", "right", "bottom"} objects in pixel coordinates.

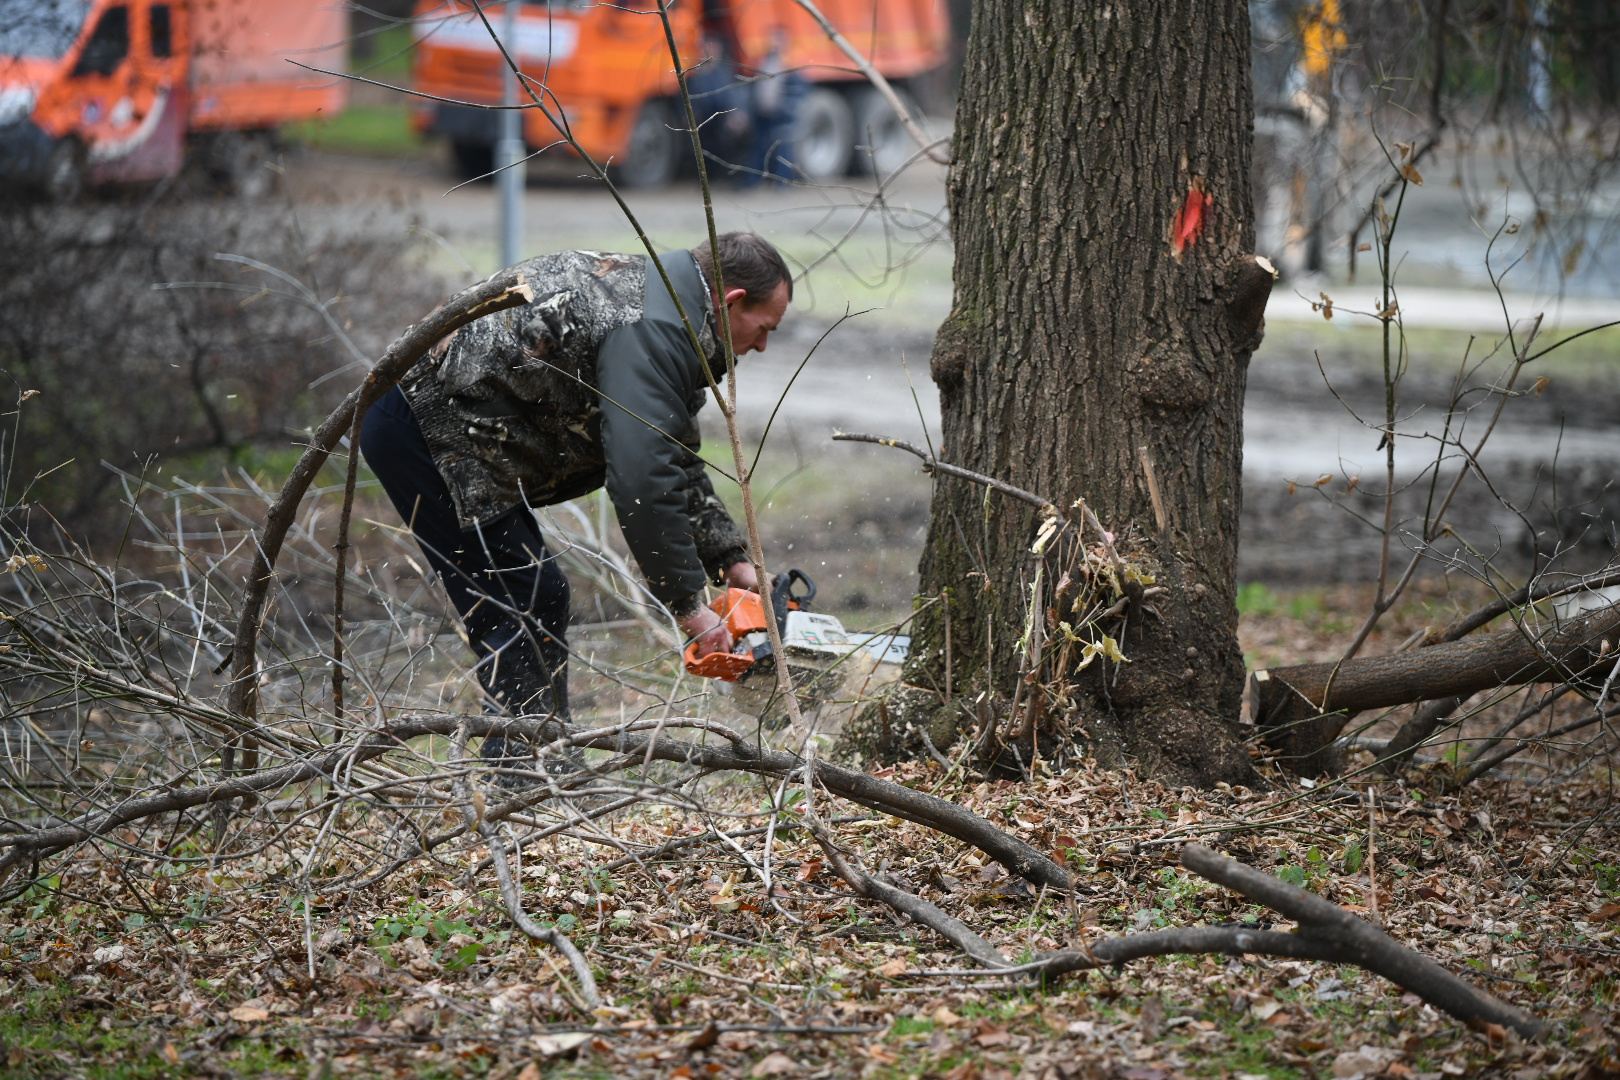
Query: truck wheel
[
  {"left": 850, "top": 86, "right": 924, "bottom": 178},
  {"left": 209, "top": 131, "right": 277, "bottom": 198},
  {"left": 792, "top": 87, "right": 853, "bottom": 182},
  {"left": 42, "top": 139, "right": 85, "bottom": 203},
  {"left": 451, "top": 140, "right": 495, "bottom": 181},
  {"left": 610, "top": 100, "right": 681, "bottom": 189}
]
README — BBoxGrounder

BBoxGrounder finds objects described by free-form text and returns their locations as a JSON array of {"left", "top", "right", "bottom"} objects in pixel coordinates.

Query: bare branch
[{"left": 224, "top": 272, "right": 536, "bottom": 726}]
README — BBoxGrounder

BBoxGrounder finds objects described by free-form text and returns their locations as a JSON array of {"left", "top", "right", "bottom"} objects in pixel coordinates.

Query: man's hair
[{"left": 693, "top": 232, "right": 793, "bottom": 305}]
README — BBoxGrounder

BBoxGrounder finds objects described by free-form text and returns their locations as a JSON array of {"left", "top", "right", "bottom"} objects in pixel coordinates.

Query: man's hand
[
  {"left": 679, "top": 605, "right": 733, "bottom": 659},
  {"left": 725, "top": 560, "right": 759, "bottom": 591}
]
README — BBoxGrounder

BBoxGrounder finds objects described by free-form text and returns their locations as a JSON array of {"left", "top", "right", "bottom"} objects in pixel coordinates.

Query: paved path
[{"left": 291, "top": 150, "right": 1617, "bottom": 488}]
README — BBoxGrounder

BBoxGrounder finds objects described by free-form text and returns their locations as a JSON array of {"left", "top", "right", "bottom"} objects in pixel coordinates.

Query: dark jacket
[{"left": 400, "top": 249, "right": 748, "bottom": 615}]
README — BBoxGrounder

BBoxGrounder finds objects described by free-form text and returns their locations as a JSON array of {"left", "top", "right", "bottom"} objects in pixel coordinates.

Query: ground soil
[{"left": 5, "top": 152, "right": 1620, "bottom": 1080}]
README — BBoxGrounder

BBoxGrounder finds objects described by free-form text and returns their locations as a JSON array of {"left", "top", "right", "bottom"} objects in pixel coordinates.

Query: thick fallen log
[
  {"left": 1251, "top": 601, "right": 1620, "bottom": 775},
  {"left": 1379, "top": 571, "right": 1620, "bottom": 775}
]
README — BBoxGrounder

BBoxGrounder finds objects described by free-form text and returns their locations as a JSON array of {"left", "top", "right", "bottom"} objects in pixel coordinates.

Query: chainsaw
[{"left": 682, "top": 569, "right": 909, "bottom": 683}]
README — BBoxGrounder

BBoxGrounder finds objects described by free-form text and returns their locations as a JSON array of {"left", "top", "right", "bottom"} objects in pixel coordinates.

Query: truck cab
[
  {"left": 410, "top": 0, "right": 950, "bottom": 187},
  {"left": 0, "top": 0, "right": 186, "bottom": 198},
  {"left": 0, "top": 0, "right": 344, "bottom": 199}
]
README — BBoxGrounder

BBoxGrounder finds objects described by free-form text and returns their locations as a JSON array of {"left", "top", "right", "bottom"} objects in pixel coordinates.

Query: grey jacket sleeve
[
  {"left": 596, "top": 318, "right": 729, "bottom": 617},
  {"left": 684, "top": 457, "right": 750, "bottom": 580}
]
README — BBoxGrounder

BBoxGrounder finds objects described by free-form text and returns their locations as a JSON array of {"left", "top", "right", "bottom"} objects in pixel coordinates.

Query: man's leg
[{"left": 360, "top": 388, "right": 571, "bottom": 782}]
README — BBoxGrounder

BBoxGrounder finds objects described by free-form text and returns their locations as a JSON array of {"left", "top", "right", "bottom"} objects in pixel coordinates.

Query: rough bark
[
  {"left": 1253, "top": 601, "right": 1620, "bottom": 775},
  {"left": 907, "top": 0, "right": 1267, "bottom": 786}
]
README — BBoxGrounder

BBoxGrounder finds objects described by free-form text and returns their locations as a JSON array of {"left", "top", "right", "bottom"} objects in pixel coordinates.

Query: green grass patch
[
  {"left": 1259, "top": 317, "right": 1620, "bottom": 383},
  {"left": 0, "top": 982, "right": 301, "bottom": 1079},
  {"left": 351, "top": 23, "right": 417, "bottom": 83},
  {"left": 283, "top": 105, "right": 423, "bottom": 157},
  {"left": 888, "top": 1015, "right": 936, "bottom": 1037}
]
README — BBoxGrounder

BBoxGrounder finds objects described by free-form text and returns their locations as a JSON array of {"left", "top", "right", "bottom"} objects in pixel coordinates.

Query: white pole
[{"left": 498, "top": 0, "right": 525, "bottom": 269}]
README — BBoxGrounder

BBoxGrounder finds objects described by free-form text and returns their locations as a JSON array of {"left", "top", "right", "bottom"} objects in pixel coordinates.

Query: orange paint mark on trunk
[{"left": 1172, "top": 180, "right": 1212, "bottom": 257}]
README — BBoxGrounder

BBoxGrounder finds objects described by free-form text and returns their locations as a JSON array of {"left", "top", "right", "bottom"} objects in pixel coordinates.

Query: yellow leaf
[
  {"left": 1401, "top": 164, "right": 1423, "bottom": 185},
  {"left": 228, "top": 1006, "right": 270, "bottom": 1023},
  {"left": 1076, "top": 635, "right": 1129, "bottom": 671},
  {"left": 1030, "top": 514, "right": 1060, "bottom": 555}
]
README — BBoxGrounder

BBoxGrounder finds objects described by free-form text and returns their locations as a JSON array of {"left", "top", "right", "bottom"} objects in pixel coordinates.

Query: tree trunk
[{"left": 906, "top": 0, "right": 1268, "bottom": 787}]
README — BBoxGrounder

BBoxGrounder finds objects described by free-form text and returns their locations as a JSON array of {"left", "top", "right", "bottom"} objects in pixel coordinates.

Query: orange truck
[
  {"left": 0, "top": 0, "right": 346, "bottom": 199},
  {"left": 411, "top": 0, "right": 950, "bottom": 186}
]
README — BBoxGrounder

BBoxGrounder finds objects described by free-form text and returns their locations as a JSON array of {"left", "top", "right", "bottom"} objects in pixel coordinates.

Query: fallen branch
[
  {"left": 1377, "top": 695, "right": 1464, "bottom": 777},
  {"left": 449, "top": 722, "right": 600, "bottom": 1011},
  {"left": 1252, "top": 601, "right": 1620, "bottom": 774},
  {"left": 1455, "top": 701, "right": 1619, "bottom": 788},
  {"left": 0, "top": 712, "right": 1071, "bottom": 896},
  {"left": 598, "top": 814, "right": 874, "bottom": 872},
  {"left": 1173, "top": 844, "right": 1541, "bottom": 1037},
  {"left": 1420, "top": 568, "right": 1620, "bottom": 649},
  {"left": 803, "top": 799, "right": 1010, "bottom": 970},
  {"left": 820, "top": 839, "right": 1543, "bottom": 1039}
]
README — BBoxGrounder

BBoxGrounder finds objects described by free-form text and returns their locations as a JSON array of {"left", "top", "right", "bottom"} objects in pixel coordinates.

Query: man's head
[{"left": 693, "top": 232, "right": 792, "bottom": 355}]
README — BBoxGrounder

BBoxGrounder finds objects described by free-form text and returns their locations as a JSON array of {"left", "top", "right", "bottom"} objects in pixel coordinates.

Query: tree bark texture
[
  {"left": 1252, "top": 601, "right": 1620, "bottom": 775},
  {"left": 909, "top": 0, "right": 1268, "bottom": 786}
]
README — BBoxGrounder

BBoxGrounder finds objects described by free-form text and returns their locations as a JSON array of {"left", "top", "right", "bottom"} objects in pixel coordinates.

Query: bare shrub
[{"left": 0, "top": 187, "right": 443, "bottom": 533}]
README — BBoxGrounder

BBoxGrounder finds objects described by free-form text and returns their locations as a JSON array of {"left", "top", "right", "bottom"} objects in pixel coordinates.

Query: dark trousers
[{"left": 360, "top": 388, "right": 570, "bottom": 741}]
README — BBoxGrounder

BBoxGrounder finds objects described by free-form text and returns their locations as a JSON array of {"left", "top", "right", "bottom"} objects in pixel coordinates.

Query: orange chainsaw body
[{"left": 682, "top": 584, "right": 804, "bottom": 683}]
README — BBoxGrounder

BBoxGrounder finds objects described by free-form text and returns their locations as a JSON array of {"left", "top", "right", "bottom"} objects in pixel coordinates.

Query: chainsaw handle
[
  {"left": 683, "top": 638, "right": 753, "bottom": 682},
  {"left": 772, "top": 568, "right": 816, "bottom": 608}
]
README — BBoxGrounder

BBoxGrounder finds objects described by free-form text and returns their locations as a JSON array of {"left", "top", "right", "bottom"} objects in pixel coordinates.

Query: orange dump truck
[
  {"left": 0, "top": 0, "right": 346, "bottom": 199},
  {"left": 411, "top": 0, "right": 950, "bottom": 186}
]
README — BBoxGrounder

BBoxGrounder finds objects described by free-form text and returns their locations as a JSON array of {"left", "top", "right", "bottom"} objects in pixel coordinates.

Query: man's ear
[{"left": 722, "top": 287, "right": 748, "bottom": 307}]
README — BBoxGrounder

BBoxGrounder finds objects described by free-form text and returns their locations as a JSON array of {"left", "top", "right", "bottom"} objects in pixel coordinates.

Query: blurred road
[{"left": 283, "top": 147, "right": 1620, "bottom": 584}]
